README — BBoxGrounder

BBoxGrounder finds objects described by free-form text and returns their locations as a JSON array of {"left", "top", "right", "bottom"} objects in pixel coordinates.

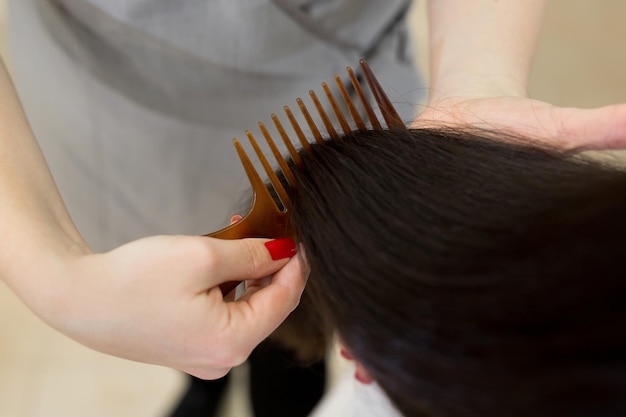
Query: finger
[
  {"left": 227, "top": 254, "right": 309, "bottom": 342},
  {"left": 243, "top": 244, "right": 307, "bottom": 295},
  {"left": 245, "top": 276, "right": 272, "bottom": 292},
  {"left": 204, "top": 237, "right": 297, "bottom": 285},
  {"left": 182, "top": 364, "right": 232, "bottom": 381},
  {"left": 556, "top": 104, "right": 626, "bottom": 150},
  {"left": 230, "top": 214, "right": 243, "bottom": 225}
]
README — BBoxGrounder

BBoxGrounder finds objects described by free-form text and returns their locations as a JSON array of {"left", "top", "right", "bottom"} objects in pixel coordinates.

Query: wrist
[
  {"left": 2, "top": 234, "right": 91, "bottom": 329},
  {"left": 428, "top": 69, "right": 530, "bottom": 104},
  {"left": 426, "top": 0, "right": 546, "bottom": 104}
]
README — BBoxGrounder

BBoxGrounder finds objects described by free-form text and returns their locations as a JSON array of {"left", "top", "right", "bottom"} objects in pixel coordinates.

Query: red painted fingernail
[{"left": 264, "top": 238, "right": 297, "bottom": 260}]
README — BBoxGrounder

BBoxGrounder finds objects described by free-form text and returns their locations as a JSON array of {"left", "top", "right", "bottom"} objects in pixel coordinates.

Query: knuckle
[
  {"left": 239, "top": 239, "right": 266, "bottom": 275},
  {"left": 190, "top": 367, "right": 230, "bottom": 381},
  {"left": 200, "top": 333, "right": 251, "bottom": 370},
  {"left": 210, "top": 348, "right": 249, "bottom": 370},
  {"left": 192, "top": 237, "right": 220, "bottom": 271}
]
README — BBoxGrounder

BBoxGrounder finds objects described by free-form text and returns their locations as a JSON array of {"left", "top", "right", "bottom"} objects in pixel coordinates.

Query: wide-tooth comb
[{"left": 205, "top": 60, "right": 406, "bottom": 294}]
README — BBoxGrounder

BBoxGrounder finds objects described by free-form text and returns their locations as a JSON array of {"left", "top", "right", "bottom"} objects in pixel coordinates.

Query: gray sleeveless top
[
  {"left": 40, "top": 0, "right": 417, "bottom": 128},
  {"left": 10, "top": 0, "right": 422, "bottom": 250}
]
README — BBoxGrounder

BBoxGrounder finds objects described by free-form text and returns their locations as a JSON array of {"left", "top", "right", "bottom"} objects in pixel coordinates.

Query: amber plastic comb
[
  {"left": 206, "top": 60, "right": 406, "bottom": 293},
  {"left": 206, "top": 60, "right": 406, "bottom": 239},
  {"left": 206, "top": 60, "right": 406, "bottom": 240}
]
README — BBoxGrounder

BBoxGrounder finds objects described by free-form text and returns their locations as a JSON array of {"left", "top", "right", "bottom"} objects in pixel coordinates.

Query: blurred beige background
[
  {"left": 0, "top": 1, "right": 625, "bottom": 417},
  {"left": 409, "top": 0, "right": 626, "bottom": 107}
]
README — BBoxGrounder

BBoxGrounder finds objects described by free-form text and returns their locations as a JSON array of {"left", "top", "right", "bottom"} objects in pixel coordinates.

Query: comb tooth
[
  {"left": 233, "top": 138, "right": 267, "bottom": 192},
  {"left": 359, "top": 60, "right": 406, "bottom": 129},
  {"left": 246, "top": 131, "right": 290, "bottom": 211},
  {"left": 346, "top": 66, "right": 382, "bottom": 130},
  {"left": 284, "top": 105, "right": 313, "bottom": 153},
  {"left": 334, "top": 74, "right": 366, "bottom": 131},
  {"left": 321, "top": 82, "right": 351, "bottom": 136},
  {"left": 309, "top": 89, "right": 338, "bottom": 140},
  {"left": 297, "top": 98, "right": 325, "bottom": 145},
  {"left": 259, "top": 121, "right": 296, "bottom": 187},
  {"left": 272, "top": 114, "right": 303, "bottom": 167}
]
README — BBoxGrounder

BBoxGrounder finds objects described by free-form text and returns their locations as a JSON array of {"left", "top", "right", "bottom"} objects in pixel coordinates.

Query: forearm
[
  {"left": 427, "top": 0, "right": 546, "bottom": 102},
  {"left": 0, "top": 58, "right": 89, "bottom": 308}
]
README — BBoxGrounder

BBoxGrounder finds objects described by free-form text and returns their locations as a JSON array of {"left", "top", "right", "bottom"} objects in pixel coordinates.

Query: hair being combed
[{"left": 287, "top": 127, "right": 626, "bottom": 417}]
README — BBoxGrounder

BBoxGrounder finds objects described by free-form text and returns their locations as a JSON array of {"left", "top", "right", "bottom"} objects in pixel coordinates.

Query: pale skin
[
  {"left": 0, "top": 58, "right": 308, "bottom": 379},
  {"left": 1, "top": 0, "right": 626, "bottom": 383},
  {"left": 414, "top": 0, "right": 626, "bottom": 150}
]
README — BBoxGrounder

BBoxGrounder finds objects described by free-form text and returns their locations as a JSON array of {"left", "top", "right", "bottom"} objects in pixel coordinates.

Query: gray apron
[{"left": 7, "top": 0, "right": 423, "bottom": 251}]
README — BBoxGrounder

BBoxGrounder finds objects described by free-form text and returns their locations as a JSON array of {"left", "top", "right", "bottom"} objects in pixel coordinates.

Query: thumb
[
  {"left": 226, "top": 252, "right": 309, "bottom": 346},
  {"left": 204, "top": 237, "right": 297, "bottom": 285}
]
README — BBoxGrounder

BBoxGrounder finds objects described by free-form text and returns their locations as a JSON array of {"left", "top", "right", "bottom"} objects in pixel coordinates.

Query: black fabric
[
  {"left": 168, "top": 375, "right": 229, "bottom": 417},
  {"left": 167, "top": 340, "right": 326, "bottom": 417},
  {"left": 249, "top": 340, "right": 326, "bottom": 417}
]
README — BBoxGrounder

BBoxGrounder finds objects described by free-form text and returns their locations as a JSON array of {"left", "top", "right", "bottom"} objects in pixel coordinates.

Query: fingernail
[
  {"left": 264, "top": 238, "right": 297, "bottom": 260},
  {"left": 229, "top": 214, "right": 243, "bottom": 225}
]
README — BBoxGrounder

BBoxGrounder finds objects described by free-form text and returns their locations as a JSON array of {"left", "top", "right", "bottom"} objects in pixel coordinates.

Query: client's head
[{"left": 287, "top": 127, "right": 626, "bottom": 417}]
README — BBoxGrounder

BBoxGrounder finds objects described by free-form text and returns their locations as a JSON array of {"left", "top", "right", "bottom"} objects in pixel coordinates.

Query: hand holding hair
[
  {"left": 414, "top": 96, "right": 626, "bottom": 151},
  {"left": 422, "top": 0, "right": 626, "bottom": 151}
]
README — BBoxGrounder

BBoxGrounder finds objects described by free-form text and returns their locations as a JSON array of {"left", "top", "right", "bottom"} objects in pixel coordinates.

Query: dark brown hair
[{"left": 287, "top": 128, "right": 626, "bottom": 417}]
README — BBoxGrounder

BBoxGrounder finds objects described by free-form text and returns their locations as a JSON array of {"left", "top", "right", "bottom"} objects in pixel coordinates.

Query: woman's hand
[
  {"left": 418, "top": 1, "right": 626, "bottom": 152},
  {"left": 414, "top": 96, "right": 626, "bottom": 151},
  {"left": 37, "top": 235, "right": 307, "bottom": 380},
  {"left": 0, "top": 57, "right": 306, "bottom": 379}
]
